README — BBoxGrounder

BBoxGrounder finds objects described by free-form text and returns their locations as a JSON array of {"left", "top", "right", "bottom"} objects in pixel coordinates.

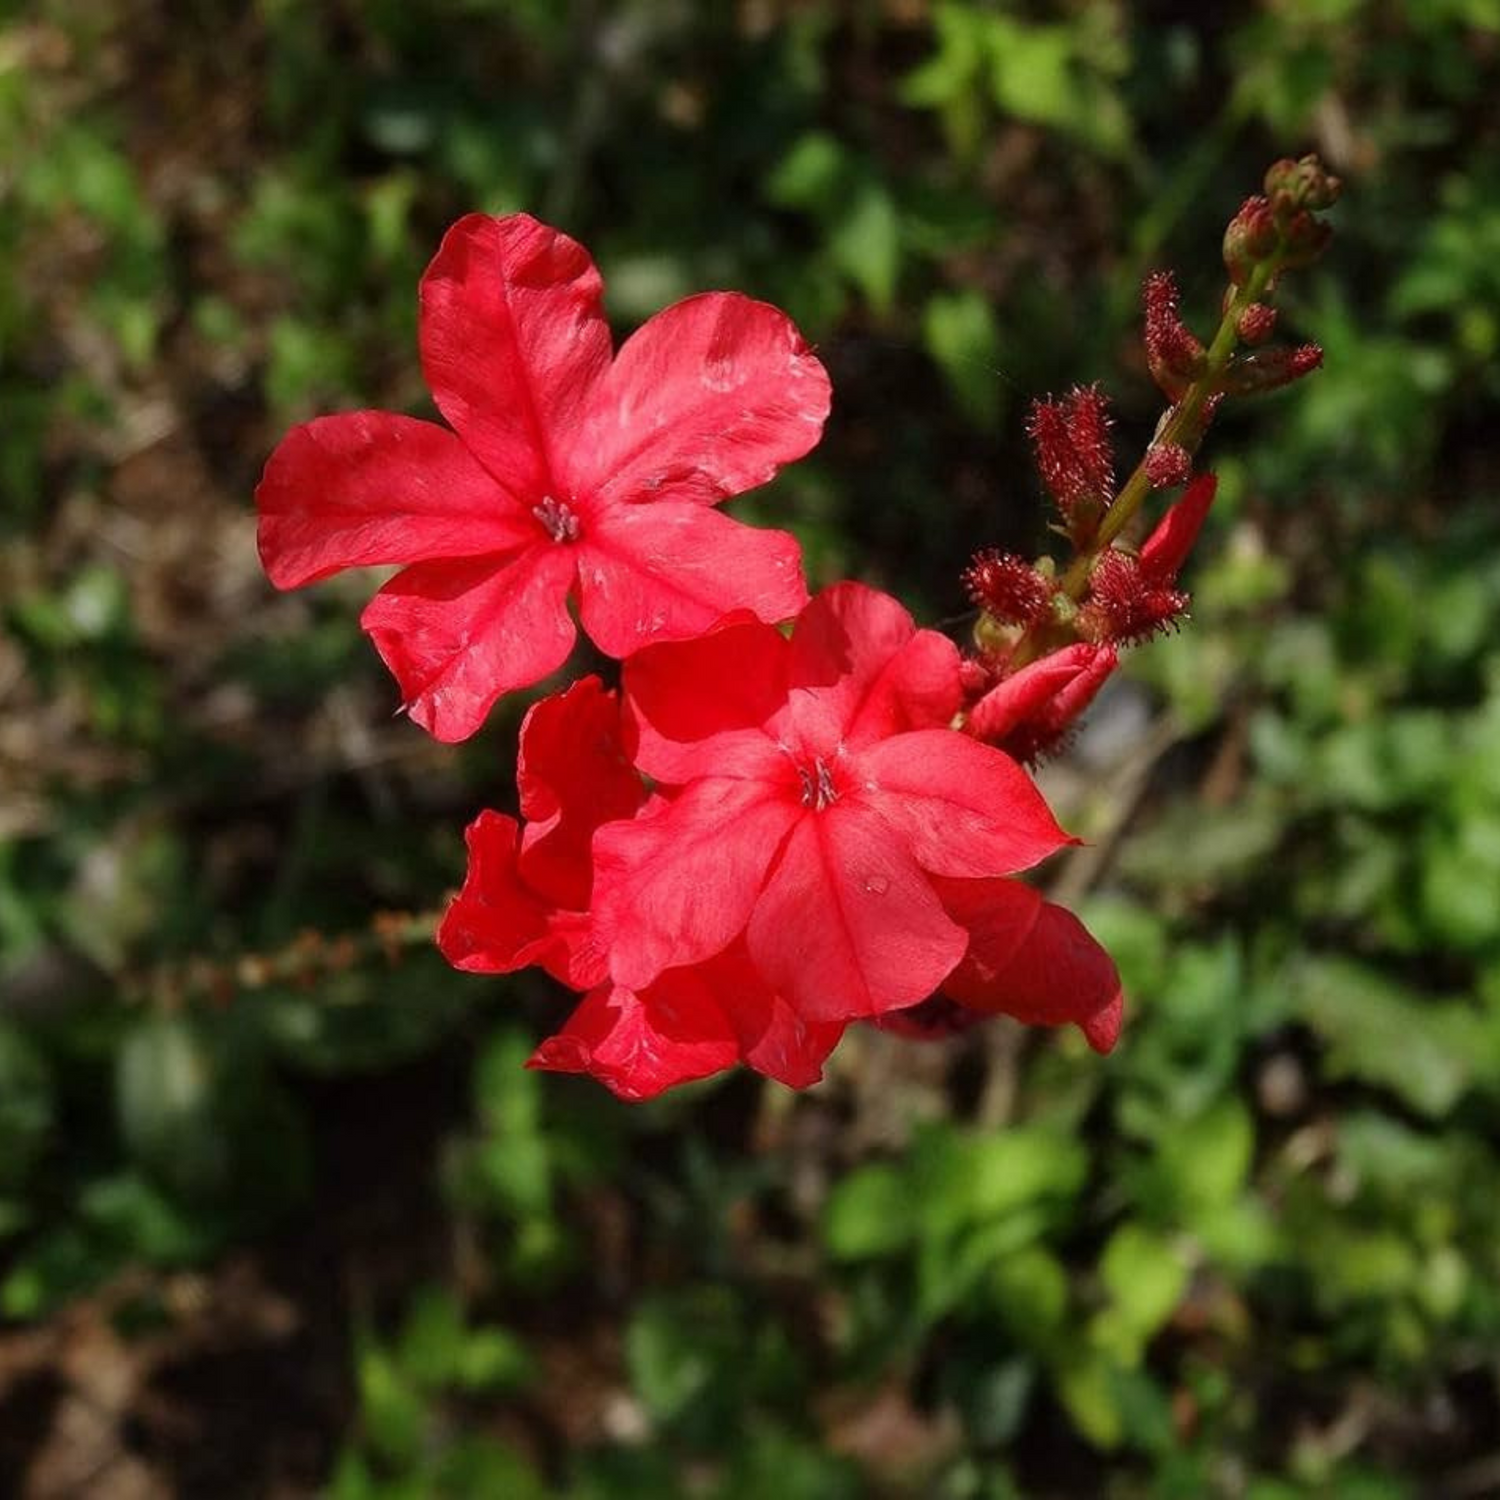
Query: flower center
[
  {"left": 797, "top": 757, "right": 840, "bottom": 811},
  {"left": 533, "top": 495, "right": 581, "bottom": 543}
]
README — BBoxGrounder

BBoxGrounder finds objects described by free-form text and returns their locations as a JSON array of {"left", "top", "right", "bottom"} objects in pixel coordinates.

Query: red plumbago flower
[
  {"left": 932, "top": 876, "right": 1123, "bottom": 1052},
  {"left": 257, "top": 214, "right": 830, "bottom": 741},
  {"left": 438, "top": 676, "right": 643, "bottom": 989},
  {"left": 439, "top": 676, "right": 842, "bottom": 1100},
  {"left": 592, "top": 582, "right": 1080, "bottom": 1023}
]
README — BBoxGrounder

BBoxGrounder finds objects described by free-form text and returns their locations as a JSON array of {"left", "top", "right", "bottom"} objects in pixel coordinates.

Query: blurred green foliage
[{"left": 4, "top": 0, "right": 1500, "bottom": 1494}]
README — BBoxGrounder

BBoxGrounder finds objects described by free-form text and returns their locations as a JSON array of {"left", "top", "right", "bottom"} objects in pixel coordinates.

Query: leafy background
[{"left": 3, "top": 1, "right": 1500, "bottom": 1495}]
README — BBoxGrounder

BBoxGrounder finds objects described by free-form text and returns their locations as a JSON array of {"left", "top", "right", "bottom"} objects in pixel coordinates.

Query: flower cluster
[
  {"left": 256, "top": 160, "right": 1336, "bottom": 1100},
  {"left": 958, "top": 155, "right": 1338, "bottom": 768}
]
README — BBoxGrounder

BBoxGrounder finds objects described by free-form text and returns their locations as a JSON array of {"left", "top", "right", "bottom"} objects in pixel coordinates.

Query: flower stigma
[
  {"left": 797, "top": 757, "right": 840, "bottom": 811},
  {"left": 533, "top": 495, "right": 582, "bottom": 543}
]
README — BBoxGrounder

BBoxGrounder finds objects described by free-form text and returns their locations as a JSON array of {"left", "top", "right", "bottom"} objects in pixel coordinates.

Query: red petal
[
  {"left": 747, "top": 803, "right": 967, "bottom": 1021},
  {"left": 575, "top": 501, "right": 808, "bottom": 658},
  {"left": 594, "top": 779, "right": 799, "bottom": 992},
  {"left": 1140, "top": 471, "right": 1217, "bottom": 585},
  {"left": 515, "top": 678, "right": 644, "bottom": 910},
  {"left": 858, "top": 730, "right": 1075, "bottom": 877},
  {"left": 785, "top": 583, "right": 961, "bottom": 746},
  {"left": 697, "top": 943, "right": 845, "bottom": 1088},
  {"left": 361, "top": 545, "right": 577, "bottom": 743},
  {"left": 931, "top": 874, "right": 1043, "bottom": 980},
  {"left": 939, "top": 881, "right": 1124, "bottom": 1054},
  {"left": 529, "top": 978, "right": 740, "bottom": 1102},
  {"left": 623, "top": 616, "right": 791, "bottom": 785},
  {"left": 965, "top": 644, "right": 1112, "bottom": 742},
  {"left": 419, "top": 214, "right": 612, "bottom": 497},
  {"left": 437, "top": 810, "right": 592, "bottom": 986},
  {"left": 576, "top": 292, "right": 830, "bottom": 509},
  {"left": 257, "top": 412, "right": 535, "bottom": 588}
]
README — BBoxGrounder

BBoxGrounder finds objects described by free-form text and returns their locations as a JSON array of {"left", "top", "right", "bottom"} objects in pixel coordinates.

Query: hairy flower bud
[
  {"left": 1081, "top": 549, "right": 1189, "bottom": 645},
  {"left": 1236, "top": 302, "right": 1277, "bottom": 344},
  {"left": 1144, "top": 443, "right": 1193, "bottom": 489},
  {"left": 1143, "top": 271, "right": 1206, "bottom": 398},
  {"left": 1026, "top": 385, "right": 1115, "bottom": 539},
  {"left": 1221, "top": 343, "right": 1324, "bottom": 395},
  {"left": 963, "top": 550, "right": 1053, "bottom": 626}
]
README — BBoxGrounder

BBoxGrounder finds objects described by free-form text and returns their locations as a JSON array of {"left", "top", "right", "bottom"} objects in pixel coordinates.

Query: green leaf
[
  {"left": 922, "top": 288, "right": 1003, "bottom": 426},
  {"left": 1096, "top": 1224, "right": 1188, "bottom": 1362},
  {"left": 0, "top": 1022, "right": 52, "bottom": 1194},
  {"left": 356, "top": 1339, "right": 427, "bottom": 1467},
  {"left": 829, "top": 178, "right": 900, "bottom": 313},
  {"left": 921, "top": 1125, "right": 1088, "bottom": 1240},
  {"left": 987, "top": 1245, "right": 1070, "bottom": 1346},
  {"left": 1291, "top": 958, "right": 1487, "bottom": 1117},
  {"left": 823, "top": 1162, "right": 914, "bottom": 1261}
]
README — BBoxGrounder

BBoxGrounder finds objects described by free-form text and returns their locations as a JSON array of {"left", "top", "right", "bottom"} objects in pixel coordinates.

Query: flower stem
[{"left": 999, "top": 253, "right": 1282, "bottom": 674}]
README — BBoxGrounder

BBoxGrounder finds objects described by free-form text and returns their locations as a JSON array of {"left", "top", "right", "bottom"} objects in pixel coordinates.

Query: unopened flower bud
[
  {"left": 965, "top": 642, "right": 1119, "bottom": 763},
  {"left": 1237, "top": 303, "right": 1277, "bottom": 344},
  {"left": 1084, "top": 548, "right": 1189, "bottom": 645},
  {"left": 1144, "top": 443, "right": 1193, "bottom": 489},
  {"left": 1220, "top": 343, "right": 1323, "bottom": 395},
  {"left": 1143, "top": 271, "right": 1206, "bottom": 398},
  {"left": 1265, "top": 154, "right": 1341, "bottom": 213},
  {"left": 1027, "top": 385, "right": 1115, "bottom": 540},
  {"left": 1223, "top": 197, "right": 1279, "bottom": 284},
  {"left": 1278, "top": 211, "right": 1334, "bottom": 270},
  {"left": 1140, "top": 472, "right": 1217, "bottom": 584},
  {"left": 963, "top": 550, "right": 1053, "bottom": 626}
]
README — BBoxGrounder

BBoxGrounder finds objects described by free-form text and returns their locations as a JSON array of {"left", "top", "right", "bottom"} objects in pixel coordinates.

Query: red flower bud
[
  {"left": 1026, "top": 384, "right": 1115, "bottom": 534},
  {"left": 1220, "top": 343, "right": 1323, "bottom": 395},
  {"left": 1144, "top": 443, "right": 1193, "bottom": 489},
  {"left": 1236, "top": 302, "right": 1277, "bottom": 344},
  {"left": 963, "top": 550, "right": 1053, "bottom": 626},
  {"left": 1278, "top": 212, "right": 1334, "bottom": 270},
  {"left": 975, "top": 642, "right": 1120, "bottom": 764},
  {"left": 1223, "top": 197, "right": 1279, "bottom": 285},
  {"left": 1140, "top": 471, "right": 1217, "bottom": 584},
  {"left": 1082, "top": 549, "right": 1189, "bottom": 645},
  {"left": 965, "top": 642, "right": 1114, "bottom": 744},
  {"left": 1143, "top": 271, "right": 1206, "bottom": 398}
]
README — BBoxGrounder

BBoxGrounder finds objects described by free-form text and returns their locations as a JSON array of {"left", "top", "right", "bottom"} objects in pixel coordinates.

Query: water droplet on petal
[{"left": 863, "top": 875, "right": 889, "bottom": 895}]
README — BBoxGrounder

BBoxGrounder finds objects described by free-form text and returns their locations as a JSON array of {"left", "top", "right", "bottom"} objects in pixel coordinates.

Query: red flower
[
  {"left": 437, "top": 676, "right": 642, "bottom": 989},
  {"left": 932, "top": 877, "right": 1123, "bottom": 1053},
  {"left": 529, "top": 943, "right": 844, "bottom": 1102},
  {"left": 592, "top": 583, "right": 1078, "bottom": 1022},
  {"left": 257, "top": 214, "right": 829, "bottom": 741},
  {"left": 438, "top": 677, "right": 840, "bottom": 1100}
]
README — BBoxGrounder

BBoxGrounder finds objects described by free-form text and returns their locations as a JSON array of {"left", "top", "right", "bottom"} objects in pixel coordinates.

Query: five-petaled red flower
[
  {"left": 438, "top": 678, "right": 844, "bottom": 1100},
  {"left": 592, "top": 583, "right": 1112, "bottom": 1028},
  {"left": 257, "top": 213, "right": 830, "bottom": 741}
]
